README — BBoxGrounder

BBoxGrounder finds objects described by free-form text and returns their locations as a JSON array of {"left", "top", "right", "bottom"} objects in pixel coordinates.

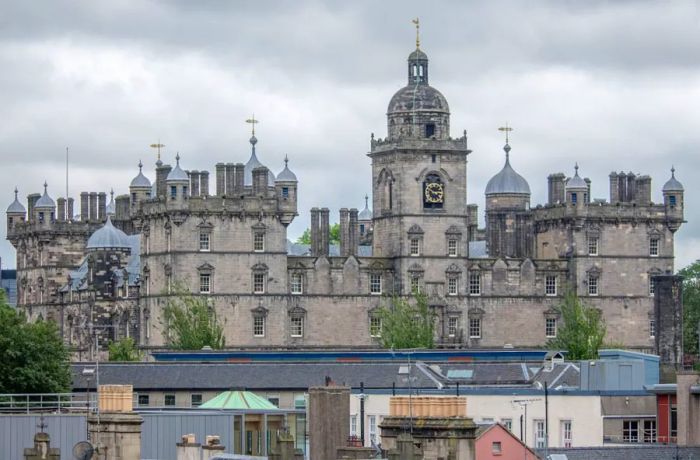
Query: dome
[
  {"left": 566, "top": 164, "right": 587, "bottom": 190},
  {"left": 244, "top": 136, "right": 276, "bottom": 186},
  {"left": 358, "top": 195, "right": 373, "bottom": 220},
  {"left": 485, "top": 145, "right": 531, "bottom": 196},
  {"left": 275, "top": 156, "right": 297, "bottom": 182},
  {"left": 663, "top": 167, "right": 684, "bottom": 192},
  {"left": 86, "top": 216, "right": 130, "bottom": 250},
  {"left": 166, "top": 154, "right": 189, "bottom": 182},
  {"left": 35, "top": 182, "right": 55, "bottom": 208},
  {"left": 387, "top": 84, "right": 449, "bottom": 115},
  {"left": 408, "top": 48, "right": 428, "bottom": 61},
  {"left": 6, "top": 188, "right": 26, "bottom": 214},
  {"left": 130, "top": 161, "right": 152, "bottom": 188}
]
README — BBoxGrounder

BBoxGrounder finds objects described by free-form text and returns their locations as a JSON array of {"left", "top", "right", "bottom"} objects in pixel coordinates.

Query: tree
[
  {"left": 375, "top": 291, "right": 436, "bottom": 349},
  {"left": 547, "top": 291, "right": 607, "bottom": 360},
  {"left": 295, "top": 223, "right": 341, "bottom": 245},
  {"left": 679, "top": 260, "right": 700, "bottom": 356},
  {"left": 108, "top": 337, "right": 143, "bottom": 362},
  {"left": 0, "top": 292, "right": 71, "bottom": 393},
  {"left": 162, "top": 284, "right": 225, "bottom": 350}
]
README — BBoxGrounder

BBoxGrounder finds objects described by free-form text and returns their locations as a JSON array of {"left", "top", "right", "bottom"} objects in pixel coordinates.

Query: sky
[{"left": 1, "top": 0, "right": 699, "bottom": 269}]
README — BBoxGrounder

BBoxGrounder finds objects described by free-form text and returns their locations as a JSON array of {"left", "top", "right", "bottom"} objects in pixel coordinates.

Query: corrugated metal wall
[{"left": 0, "top": 414, "right": 86, "bottom": 460}]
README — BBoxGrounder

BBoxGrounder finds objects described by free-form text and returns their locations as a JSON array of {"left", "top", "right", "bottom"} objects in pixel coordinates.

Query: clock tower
[{"left": 369, "top": 38, "right": 471, "bottom": 295}]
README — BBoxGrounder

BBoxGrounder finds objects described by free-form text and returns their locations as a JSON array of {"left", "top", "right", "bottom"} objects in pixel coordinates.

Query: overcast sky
[{"left": 1, "top": 0, "right": 699, "bottom": 269}]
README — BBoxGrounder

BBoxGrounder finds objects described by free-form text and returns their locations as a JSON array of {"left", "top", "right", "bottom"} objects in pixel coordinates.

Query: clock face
[{"left": 424, "top": 182, "right": 444, "bottom": 204}]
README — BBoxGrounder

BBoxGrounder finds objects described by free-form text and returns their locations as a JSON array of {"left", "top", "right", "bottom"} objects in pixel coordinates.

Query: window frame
[
  {"left": 199, "top": 232, "right": 210, "bottom": 252},
  {"left": 588, "top": 275, "right": 599, "bottom": 296},
  {"left": 491, "top": 441, "right": 502, "bottom": 455},
  {"left": 643, "top": 420, "right": 656, "bottom": 443},
  {"left": 623, "top": 420, "right": 639, "bottom": 443},
  {"left": 469, "top": 318, "right": 481, "bottom": 339},
  {"left": 468, "top": 272, "right": 481, "bottom": 296},
  {"left": 545, "top": 317, "right": 557, "bottom": 338},
  {"left": 561, "top": 420, "right": 572, "bottom": 448},
  {"left": 447, "top": 317, "right": 458, "bottom": 337},
  {"left": 290, "top": 316, "right": 304, "bottom": 338},
  {"left": 253, "top": 273, "right": 265, "bottom": 294},
  {"left": 253, "top": 232, "right": 265, "bottom": 252},
  {"left": 137, "top": 394, "right": 150, "bottom": 407},
  {"left": 409, "top": 238, "right": 420, "bottom": 256},
  {"left": 545, "top": 275, "right": 557, "bottom": 296},
  {"left": 199, "top": 273, "right": 211, "bottom": 294},
  {"left": 447, "top": 277, "right": 458, "bottom": 296},
  {"left": 649, "top": 319, "right": 656, "bottom": 338},
  {"left": 649, "top": 238, "right": 659, "bottom": 257},
  {"left": 253, "top": 316, "right": 265, "bottom": 337},
  {"left": 447, "top": 239, "right": 458, "bottom": 257},
  {"left": 191, "top": 394, "right": 203, "bottom": 408},
  {"left": 534, "top": 419, "right": 546, "bottom": 449},
  {"left": 369, "top": 273, "right": 382, "bottom": 295},
  {"left": 290, "top": 272, "right": 303, "bottom": 295},
  {"left": 588, "top": 236, "right": 599, "bottom": 256},
  {"left": 164, "top": 394, "right": 176, "bottom": 407},
  {"left": 369, "top": 316, "right": 382, "bottom": 338}
]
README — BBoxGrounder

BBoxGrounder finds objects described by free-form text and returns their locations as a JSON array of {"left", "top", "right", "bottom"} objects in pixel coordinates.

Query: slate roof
[
  {"left": 6, "top": 189, "right": 25, "bottom": 214},
  {"left": 388, "top": 84, "right": 449, "bottom": 114},
  {"left": 130, "top": 161, "right": 152, "bottom": 188},
  {"left": 663, "top": 168, "right": 684, "bottom": 192},
  {"left": 541, "top": 446, "right": 700, "bottom": 460},
  {"left": 485, "top": 146, "right": 531, "bottom": 195},
  {"left": 86, "top": 216, "right": 130, "bottom": 250}
]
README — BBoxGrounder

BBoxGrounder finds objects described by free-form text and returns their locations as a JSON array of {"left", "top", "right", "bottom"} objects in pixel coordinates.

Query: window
[
  {"left": 534, "top": 420, "right": 546, "bottom": 448},
  {"left": 291, "top": 273, "right": 303, "bottom": 294},
  {"left": 368, "top": 415, "right": 377, "bottom": 446},
  {"left": 469, "top": 272, "right": 481, "bottom": 295},
  {"left": 571, "top": 192, "right": 578, "bottom": 204},
  {"left": 369, "top": 317, "right": 382, "bottom": 337},
  {"left": 370, "top": 274, "right": 382, "bottom": 295},
  {"left": 253, "top": 316, "right": 265, "bottom": 337},
  {"left": 588, "top": 236, "right": 599, "bottom": 256},
  {"left": 425, "top": 123, "right": 435, "bottom": 138},
  {"left": 670, "top": 195, "right": 677, "bottom": 206},
  {"left": 502, "top": 419, "right": 512, "bottom": 432},
  {"left": 137, "top": 394, "right": 149, "bottom": 407},
  {"left": 545, "top": 275, "right": 557, "bottom": 296},
  {"left": 253, "top": 273, "right": 265, "bottom": 294},
  {"left": 170, "top": 186, "right": 177, "bottom": 199},
  {"left": 164, "top": 394, "right": 176, "bottom": 407},
  {"left": 291, "top": 316, "right": 304, "bottom": 337},
  {"left": 546, "top": 318, "right": 557, "bottom": 338},
  {"left": 448, "top": 277, "right": 458, "bottom": 296},
  {"left": 491, "top": 441, "right": 502, "bottom": 454},
  {"left": 38, "top": 212, "right": 44, "bottom": 224},
  {"left": 588, "top": 275, "right": 599, "bottom": 296},
  {"left": 282, "top": 187, "right": 289, "bottom": 198},
  {"left": 623, "top": 420, "right": 639, "bottom": 443},
  {"left": 254, "top": 233, "right": 265, "bottom": 252},
  {"left": 649, "top": 277, "right": 656, "bottom": 296},
  {"left": 649, "top": 319, "right": 655, "bottom": 338},
  {"left": 183, "top": 186, "right": 188, "bottom": 197},
  {"left": 649, "top": 238, "right": 659, "bottom": 256},
  {"left": 199, "top": 232, "right": 210, "bottom": 251},
  {"left": 410, "top": 238, "right": 420, "bottom": 256},
  {"left": 350, "top": 415, "right": 358, "bottom": 437},
  {"left": 448, "top": 239, "right": 458, "bottom": 257},
  {"left": 431, "top": 154, "right": 436, "bottom": 163},
  {"left": 670, "top": 405, "right": 677, "bottom": 439},
  {"left": 267, "top": 395, "right": 280, "bottom": 407},
  {"left": 410, "top": 276, "right": 420, "bottom": 293},
  {"left": 562, "top": 420, "right": 572, "bottom": 448},
  {"left": 360, "top": 224, "right": 365, "bottom": 234},
  {"left": 643, "top": 420, "right": 656, "bottom": 443},
  {"left": 448, "top": 317, "right": 458, "bottom": 337},
  {"left": 469, "top": 318, "right": 481, "bottom": 338},
  {"left": 199, "top": 273, "right": 211, "bottom": 294},
  {"left": 191, "top": 394, "right": 202, "bottom": 407},
  {"left": 131, "top": 192, "right": 137, "bottom": 203}
]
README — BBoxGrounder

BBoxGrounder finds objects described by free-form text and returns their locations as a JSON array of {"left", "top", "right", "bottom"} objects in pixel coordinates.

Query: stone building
[{"left": 6, "top": 38, "right": 685, "bottom": 356}]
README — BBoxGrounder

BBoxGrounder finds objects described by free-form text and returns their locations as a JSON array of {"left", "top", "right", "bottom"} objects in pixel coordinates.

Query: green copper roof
[{"left": 200, "top": 390, "right": 278, "bottom": 410}]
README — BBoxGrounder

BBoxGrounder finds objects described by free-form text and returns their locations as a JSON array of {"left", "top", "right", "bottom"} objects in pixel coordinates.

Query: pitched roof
[
  {"left": 200, "top": 390, "right": 278, "bottom": 410},
  {"left": 541, "top": 446, "right": 700, "bottom": 460}
]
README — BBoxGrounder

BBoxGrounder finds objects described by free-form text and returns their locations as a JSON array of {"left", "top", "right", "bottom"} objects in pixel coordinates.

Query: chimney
[
  {"left": 548, "top": 173, "right": 566, "bottom": 204},
  {"left": 320, "top": 208, "right": 330, "bottom": 256},
  {"left": 66, "top": 198, "right": 74, "bottom": 221},
  {"left": 200, "top": 171, "right": 210, "bottom": 197},
  {"left": 310, "top": 208, "right": 320, "bottom": 257},
  {"left": 98, "top": 192, "right": 107, "bottom": 221},
  {"left": 252, "top": 167, "right": 268, "bottom": 196},
  {"left": 201, "top": 435, "right": 225, "bottom": 460},
  {"left": 80, "top": 192, "right": 89, "bottom": 221},
  {"left": 234, "top": 163, "right": 245, "bottom": 193},
  {"left": 27, "top": 193, "right": 40, "bottom": 224},
  {"left": 609, "top": 172, "right": 620, "bottom": 203},
  {"left": 349, "top": 208, "right": 359, "bottom": 256},
  {"left": 626, "top": 173, "right": 637, "bottom": 202},
  {"left": 190, "top": 170, "right": 200, "bottom": 197},
  {"left": 635, "top": 175, "right": 652, "bottom": 206},
  {"left": 225, "top": 163, "right": 235, "bottom": 196},
  {"left": 115, "top": 195, "right": 130, "bottom": 221},
  {"left": 156, "top": 164, "right": 171, "bottom": 199},
  {"left": 467, "top": 204, "right": 478, "bottom": 241},
  {"left": 176, "top": 434, "right": 200, "bottom": 460},
  {"left": 339, "top": 208, "right": 349, "bottom": 256},
  {"left": 584, "top": 178, "right": 591, "bottom": 204},
  {"left": 56, "top": 198, "right": 66, "bottom": 222},
  {"left": 215, "top": 163, "right": 226, "bottom": 196},
  {"left": 89, "top": 192, "right": 98, "bottom": 222}
]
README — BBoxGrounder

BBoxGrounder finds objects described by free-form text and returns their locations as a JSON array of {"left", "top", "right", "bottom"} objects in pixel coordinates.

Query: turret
[
  {"left": 565, "top": 164, "right": 588, "bottom": 208},
  {"left": 358, "top": 194, "right": 373, "bottom": 239},
  {"left": 662, "top": 167, "right": 684, "bottom": 231},
  {"left": 165, "top": 154, "right": 189, "bottom": 206},
  {"left": 6, "top": 188, "right": 26, "bottom": 231},
  {"left": 33, "top": 182, "right": 56, "bottom": 226},
  {"left": 275, "top": 155, "right": 298, "bottom": 225},
  {"left": 129, "top": 161, "right": 152, "bottom": 212}
]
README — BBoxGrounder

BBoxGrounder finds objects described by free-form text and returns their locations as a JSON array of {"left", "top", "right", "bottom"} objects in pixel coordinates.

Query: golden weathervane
[
  {"left": 149, "top": 141, "right": 165, "bottom": 162},
  {"left": 498, "top": 124, "right": 513, "bottom": 144},
  {"left": 246, "top": 114, "right": 259, "bottom": 136}
]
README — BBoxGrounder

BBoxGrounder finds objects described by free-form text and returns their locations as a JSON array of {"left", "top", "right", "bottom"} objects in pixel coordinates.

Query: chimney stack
[
  {"left": 56, "top": 198, "right": 66, "bottom": 222},
  {"left": 349, "top": 208, "right": 359, "bottom": 256},
  {"left": 225, "top": 164, "right": 235, "bottom": 196},
  {"left": 548, "top": 173, "right": 566, "bottom": 204},
  {"left": 252, "top": 167, "right": 268, "bottom": 196},
  {"left": 215, "top": 163, "right": 226, "bottom": 196},
  {"left": 98, "top": 192, "right": 107, "bottom": 221},
  {"left": 89, "top": 192, "right": 98, "bottom": 222},
  {"left": 80, "top": 192, "right": 89, "bottom": 221},
  {"left": 339, "top": 208, "right": 349, "bottom": 256},
  {"left": 200, "top": 171, "right": 209, "bottom": 197},
  {"left": 320, "top": 208, "right": 330, "bottom": 256},
  {"left": 310, "top": 208, "right": 320, "bottom": 257},
  {"left": 66, "top": 197, "right": 74, "bottom": 221},
  {"left": 234, "top": 163, "right": 245, "bottom": 193},
  {"left": 156, "top": 164, "right": 171, "bottom": 199},
  {"left": 190, "top": 170, "right": 200, "bottom": 197}
]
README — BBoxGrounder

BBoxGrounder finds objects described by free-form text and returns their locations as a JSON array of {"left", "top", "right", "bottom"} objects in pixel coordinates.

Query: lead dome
[
  {"left": 86, "top": 216, "right": 130, "bottom": 250},
  {"left": 485, "top": 144, "right": 531, "bottom": 196}
]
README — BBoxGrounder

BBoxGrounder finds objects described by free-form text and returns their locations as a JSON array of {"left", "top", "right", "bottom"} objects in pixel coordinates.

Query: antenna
[{"left": 66, "top": 147, "right": 69, "bottom": 200}]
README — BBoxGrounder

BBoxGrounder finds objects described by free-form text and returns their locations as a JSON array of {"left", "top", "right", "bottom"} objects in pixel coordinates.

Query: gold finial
[
  {"left": 150, "top": 140, "right": 165, "bottom": 161},
  {"left": 412, "top": 18, "right": 420, "bottom": 49},
  {"left": 498, "top": 124, "right": 513, "bottom": 144},
  {"left": 246, "top": 114, "right": 259, "bottom": 136}
]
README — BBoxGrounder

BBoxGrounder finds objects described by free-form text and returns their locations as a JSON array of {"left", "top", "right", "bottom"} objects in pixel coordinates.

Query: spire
[{"left": 365, "top": 194, "right": 369, "bottom": 208}]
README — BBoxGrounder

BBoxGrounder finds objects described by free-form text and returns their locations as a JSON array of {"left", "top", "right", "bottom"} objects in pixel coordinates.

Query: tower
[
  {"left": 370, "top": 32, "right": 470, "bottom": 296},
  {"left": 662, "top": 167, "right": 684, "bottom": 233}
]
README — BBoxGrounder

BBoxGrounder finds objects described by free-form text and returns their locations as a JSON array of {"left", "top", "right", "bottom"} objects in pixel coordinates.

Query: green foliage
[
  {"left": 375, "top": 291, "right": 436, "bottom": 349},
  {"left": 547, "top": 291, "right": 607, "bottom": 360},
  {"left": 0, "top": 292, "right": 71, "bottom": 393},
  {"left": 295, "top": 223, "right": 341, "bottom": 245},
  {"left": 162, "top": 283, "right": 225, "bottom": 350},
  {"left": 108, "top": 337, "right": 143, "bottom": 362},
  {"left": 679, "top": 260, "right": 700, "bottom": 356}
]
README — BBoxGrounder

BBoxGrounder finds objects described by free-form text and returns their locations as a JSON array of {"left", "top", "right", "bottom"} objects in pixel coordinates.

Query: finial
[
  {"left": 498, "top": 124, "right": 513, "bottom": 145},
  {"left": 43, "top": 181, "right": 48, "bottom": 193},
  {"left": 284, "top": 154, "right": 289, "bottom": 167},
  {"left": 575, "top": 162, "right": 579, "bottom": 175},
  {"left": 150, "top": 141, "right": 165, "bottom": 162},
  {"left": 364, "top": 194, "right": 369, "bottom": 208},
  {"left": 138, "top": 160, "right": 143, "bottom": 171},
  {"left": 176, "top": 153, "right": 180, "bottom": 164},
  {"left": 246, "top": 114, "right": 259, "bottom": 136},
  {"left": 671, "top": 165, "right": 676, "bottom": 177},
  {"left": 110, "top": 188, "right": 114, "bottom": 198},
  {"left": 14, "top": 187, "right": 18, "bottom": 199},
  {"left": 412, "top": 18, "right": 420, "bottom": 49}
]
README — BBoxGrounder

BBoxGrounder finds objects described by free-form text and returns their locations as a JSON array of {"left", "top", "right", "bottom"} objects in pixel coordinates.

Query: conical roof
[
  {"left": 244, "top": 136, "right": 275, "bottom": 186},
  {"left": 200, "top": 390, "right": 278, "bottom": 410},
  {"left": 358, "top": 195, "right": 373, "bottom": 220},
  {"left": 130, "top": 161, "right": 152, "bottom": 188},
  {"left": 275, "top": 156, "right": 297, "bottom": 182},
  {"left": 166, "top": 154, "right": 189, "bottom": 182},
  {"left": 663, "top": 167, "right": 684, "bottom": 192},
  {"left": 86, "top": 216, "right": 130, "bottom": 250},
  {"left": 485, "top": 145, "right": 530, "bottom": 195},
  {"left": 6, "top": 188, "right": 26, "bottom": 214},
  {"left": 35, "top": 182, "right": 55, "bottom": 208},
  {"left": 566, "top": 164, "right": 587, "bottom": 190}
]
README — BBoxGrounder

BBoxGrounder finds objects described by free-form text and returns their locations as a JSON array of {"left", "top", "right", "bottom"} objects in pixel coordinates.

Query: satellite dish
[{"left": 72, "top": 441, "right": 94, "bottom": 460}]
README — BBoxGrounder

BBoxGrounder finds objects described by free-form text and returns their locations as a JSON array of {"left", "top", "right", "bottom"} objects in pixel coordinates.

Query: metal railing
[{"left": 0, "top": 393, "right": 96, "bottom": 414}]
